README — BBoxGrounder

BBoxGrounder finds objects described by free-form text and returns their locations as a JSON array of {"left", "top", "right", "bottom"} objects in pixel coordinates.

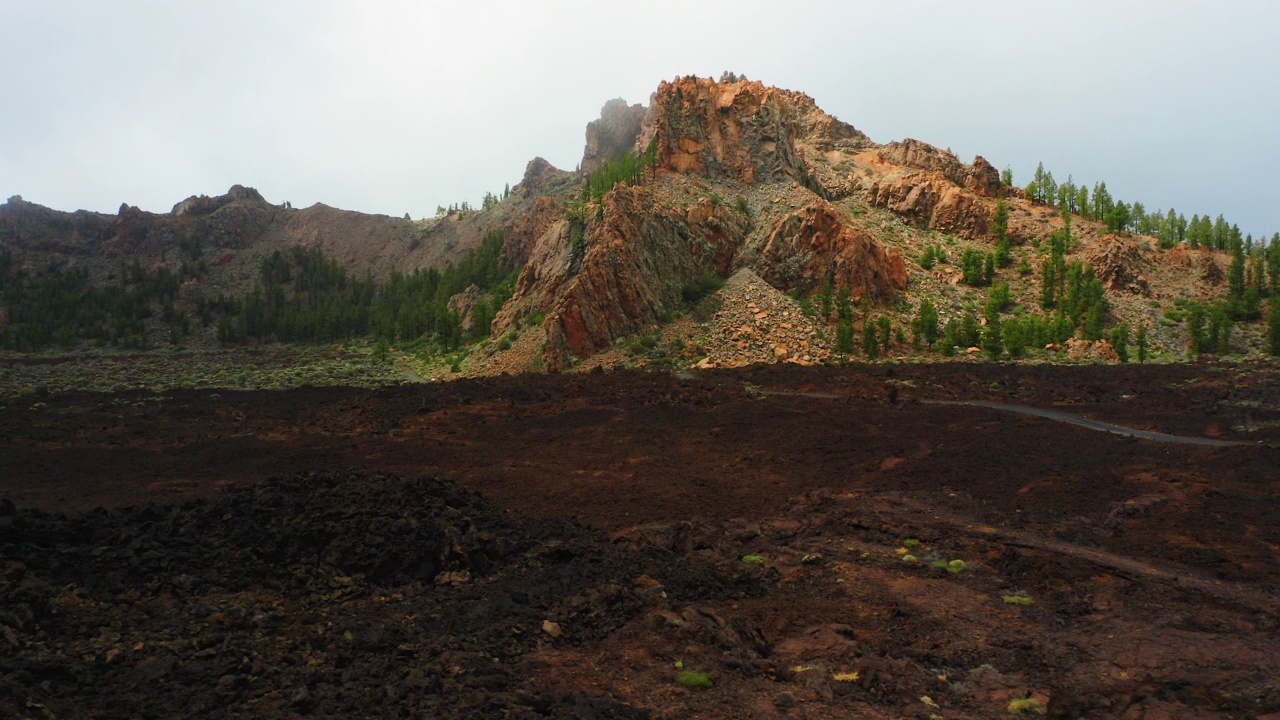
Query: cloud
[{"left": 3, "top": 0, "right": 1278, "bottom": 237}]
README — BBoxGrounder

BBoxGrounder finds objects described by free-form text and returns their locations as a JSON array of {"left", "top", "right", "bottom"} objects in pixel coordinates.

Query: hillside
[{"left": 1, "top": 73, "right": 1274, "bottom": 372}]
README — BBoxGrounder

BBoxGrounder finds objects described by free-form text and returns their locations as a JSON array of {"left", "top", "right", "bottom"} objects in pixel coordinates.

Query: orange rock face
[
  {"left": 875, "top": 140, "right": 1002, "bottom": 198},
  {"left": 758, "top": 203, "right": 907, "bottom": 299},
  {"left": 494, "top": 184, "right": 750, "bottom": 370},
  {"left": 637, "top": 75, "right": 870, "bottom": 186},
  {"left": 1086, "top": 235, "right": 1151, "bottom": 296},
  {"left": 868, "top": 174, "right": 993, "bottom": 237}
]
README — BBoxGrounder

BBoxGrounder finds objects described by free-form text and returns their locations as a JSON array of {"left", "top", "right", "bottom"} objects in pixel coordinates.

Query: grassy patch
[
  {"left": 676, "top": 671, "right": 713, "bottom": 691},
  {"left": 0, "top": 345, "right": 407, "bottom": 398},
  {"left": 1007, "top": 697, "right": 1044, "bottom": 715}
]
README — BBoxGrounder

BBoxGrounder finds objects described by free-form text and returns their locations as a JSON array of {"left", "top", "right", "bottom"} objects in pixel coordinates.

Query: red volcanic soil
[{"left": 2, "top": 363, "right": 1279, "bottom": 719}]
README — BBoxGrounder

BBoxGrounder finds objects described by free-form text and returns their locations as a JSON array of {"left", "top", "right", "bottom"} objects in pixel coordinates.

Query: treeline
[
  {"left": 582, "top": 140, "right": 659, "bottom": 204},
  {"left": 434, "top": 183, "right": 511, "bottom": 218},
  {"left": 0, "top": 229, "right": 521, "bottom": 352},
  {"left": 216, "top": 230, "right": 519, "bottom": 350},
  {"left": 1019, "top": 161, "right": 1279, "bottom": 253},
  {"left": 0, "top": 248, "right": 202, "bottom": 350},
  {"left": 902, "top": 275, "right": 1142, "bottom": 362},
  {"left": 1014, "top": 165, "right": 1280, "bottom": 352}
]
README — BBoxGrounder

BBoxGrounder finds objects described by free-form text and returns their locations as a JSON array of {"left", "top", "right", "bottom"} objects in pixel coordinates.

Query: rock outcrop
[
  {"left": 497, "top": 196, "right": 564, "bottom": 272},
  {"left": 496, "top": 183, "right": 750, "bottom": 370},
  {"left": 636, "top": 75, "right": 871, "bottom": 186},
  {"left": 581, "top": 99, "right": 646, "bottom": 174},
  {"left": 1067, "top": 338, "right": 1121, "bottom": 363},
  {"left": 447, "top": 284, "right": 485, "bottom": 334},
  {"left": 876, "top": 140, "right": 1002, "bottom": 198},
  {"left": 1086, "top": 235, "right": 1151, "bottom": 296},
  {"left": 172, "top": 185, "right": 268, "bottom": 217},
  {"left": 867, "top": 173, "right": 993, "bottom": 237},
  {"left": 756, "top": 203, "right": 907, "bottom": 299},
  {"left": 494, "top": 76, "right": 936, "bottom": 369}
]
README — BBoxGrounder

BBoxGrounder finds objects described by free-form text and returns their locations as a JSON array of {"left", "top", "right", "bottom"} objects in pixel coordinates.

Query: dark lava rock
[{"left": 0, "top": 470, "right": 753, "bottom": 718}]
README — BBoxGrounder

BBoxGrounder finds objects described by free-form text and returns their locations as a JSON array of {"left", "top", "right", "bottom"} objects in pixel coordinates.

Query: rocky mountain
[
  {"left": 0, "top": 173, "right": 566, "bottom": 294},
  {"left": 1, "top": 73, "right": 1263, "bottom": 368}
]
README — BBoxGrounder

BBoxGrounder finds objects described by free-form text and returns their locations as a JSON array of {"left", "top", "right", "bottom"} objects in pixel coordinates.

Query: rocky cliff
[
  {"left": 636, "top": 75, "right": 872, "bottom": 186},
  {"left": 493, "top": 76, "right": 921, "bottom": 368},
  {"left": 581, "top": 99, "right": 646, "bottom": 175}
]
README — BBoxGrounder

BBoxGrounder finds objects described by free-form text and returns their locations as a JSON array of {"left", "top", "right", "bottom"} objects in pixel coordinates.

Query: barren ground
[{"left": 3, "top": 362, "right": 1279, "bottom": 719}]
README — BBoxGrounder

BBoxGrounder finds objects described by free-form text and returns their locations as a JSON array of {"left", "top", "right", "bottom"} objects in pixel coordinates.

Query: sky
[{"left": 4, "top": 0, "right": 1279, "bottom": 238}]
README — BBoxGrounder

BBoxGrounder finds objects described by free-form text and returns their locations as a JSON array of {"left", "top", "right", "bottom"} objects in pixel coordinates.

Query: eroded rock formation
[
  {"left": 1086, "top": 235, "right": 1151, "bottom": 296},
  {"left": 581, "top": 99, "right": 646, "bottom": 174},
  {"left": 757, "top": 203, "right": 907, "bottom": 299}
]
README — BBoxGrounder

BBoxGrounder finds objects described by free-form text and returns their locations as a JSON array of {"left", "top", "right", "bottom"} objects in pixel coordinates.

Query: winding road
[
  {"left": 920, "top": 399, "right": 1248, "bottom": 447},
  {"left": 749, "top": 386, "right": 1248, "bottom": 447}
]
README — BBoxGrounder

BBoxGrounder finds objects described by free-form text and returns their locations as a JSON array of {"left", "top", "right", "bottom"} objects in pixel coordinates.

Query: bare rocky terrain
[{"left": 3, "top": 362, "right": 1279, "bottom": 719}]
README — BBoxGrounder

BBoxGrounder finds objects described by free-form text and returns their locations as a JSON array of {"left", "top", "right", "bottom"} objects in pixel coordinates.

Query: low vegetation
[
  {"left": 0, "top": 345, "right": 405, "bottom": 399},
  {"left": 675, "top": 671, "right": 713, "bottom": 691}
]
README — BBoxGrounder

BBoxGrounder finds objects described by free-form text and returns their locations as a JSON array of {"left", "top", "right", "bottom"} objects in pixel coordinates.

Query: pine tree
[
  {"left": 1108, "top": 324, "right": 1129, "bottom": 363},
  {"left": 1227, "top": 241, "right": 1247, "bottom": 318},
  {"left": 1269, "top": 296, "right": 1280, "bottom": 356},
  {"left": 941, "top": 318, "right": 960, "bottom": 356},
  {"left": 1159, "top": 208, "right": 1178, "bottom": 249},
  {"left": 913, "top": 298, "right": 940, "bottom": 348},
  {"left": 1002, "top": 317, "right": 1027, "bottom": 358},
  {"left": 1187, "top": 214, "right": 1202, "bottom": 248},
  {"left": 960, "top": 313, "right": 982, "bottom": 348},
  {"left": 1212, "top": 215, "right": 1229, "bottom": 251},
  {"left": 1059, "top": 176, "right": 1076, "bottom": 211},
  {"left": 819, "top": 276, "right": 834, "bottom": 320},
  {"left": 1092, "top": 182, "right": 1112, "bottom": 221},
  {"left": 990, "top": 200, "right": 1012, "bottom": 267},
  {"left": 837, "top": 318, "right": 855, "bottom": 355},
  {"left": 862, "top": 322, "right": 879, "bottom": 360},
  {"left": 1042, "top": 170, "right": 1058, "bottom": 206},
  {"left": 983, "top": 314, "right": 1004, "bottom": 359},
  {"left": 1076, "top": 186, "right": 1090, "bottom": 219},
  {"left": 1186, "top": 304, "right": 1207, "bottom": 355}
]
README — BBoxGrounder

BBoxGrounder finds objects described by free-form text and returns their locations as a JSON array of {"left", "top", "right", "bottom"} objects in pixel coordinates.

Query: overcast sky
[{"left": 4, "top": 1, "right": 1278, "bottom": 238}]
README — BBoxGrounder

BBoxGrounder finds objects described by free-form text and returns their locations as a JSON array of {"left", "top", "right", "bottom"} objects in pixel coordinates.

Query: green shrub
[
  {"left": 1007, "top": 698, "right": 1044, "bottom": 715},
  {"left": 681, "top": 273, "right": 726, "bottom": 304},
  {"left": 497, "top": 339, "right": 512, "bottom": 351},
  {"left": 677, "top": 671, "right": 713, "bottom": 690},
  {"left": 741, "top": 555, "right": 765, "bottom": 565}
]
